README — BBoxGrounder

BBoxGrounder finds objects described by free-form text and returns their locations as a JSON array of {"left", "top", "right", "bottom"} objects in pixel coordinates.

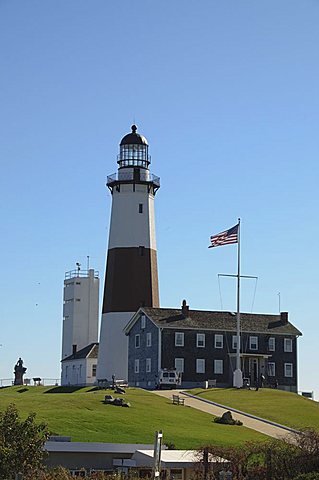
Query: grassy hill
[
  {"left": 190, "top": 388, "right": 319, "bottom": 430},
  {"left": 0, "top": 386, "right": 265, "bottom": 449}
]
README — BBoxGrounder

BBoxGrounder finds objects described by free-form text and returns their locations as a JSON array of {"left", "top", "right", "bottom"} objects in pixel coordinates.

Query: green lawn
[
  {"left": 189, "top": 388, "right": 319, "bottom": 430},
  {"left": 0, "top": 386, "right": 265, "bottom": 449}
]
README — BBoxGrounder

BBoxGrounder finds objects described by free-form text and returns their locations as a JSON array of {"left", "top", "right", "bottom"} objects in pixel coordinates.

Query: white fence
[{"left": 0, "top": 378, "right": 60, "bottom": 387}]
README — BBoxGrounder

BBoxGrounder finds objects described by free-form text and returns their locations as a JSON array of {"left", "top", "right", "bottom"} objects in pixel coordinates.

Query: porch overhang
[{"left": 228, "top": 353, "right": 272, "bottom": 359}]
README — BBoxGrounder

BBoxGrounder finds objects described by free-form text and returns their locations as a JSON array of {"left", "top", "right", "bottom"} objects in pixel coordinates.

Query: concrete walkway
[{"left": 151, "top": 389, "right": 298, "bottom": 441}]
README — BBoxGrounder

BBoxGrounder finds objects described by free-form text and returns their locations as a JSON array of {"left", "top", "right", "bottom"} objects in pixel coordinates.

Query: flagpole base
[{"left": 233, "top": 369, "right": 243, "bottom": 388}]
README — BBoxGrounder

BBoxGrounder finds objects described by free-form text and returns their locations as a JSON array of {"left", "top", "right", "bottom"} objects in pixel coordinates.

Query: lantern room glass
[{"left": 118, "top": 144, "right": 150, "bottom": 169}]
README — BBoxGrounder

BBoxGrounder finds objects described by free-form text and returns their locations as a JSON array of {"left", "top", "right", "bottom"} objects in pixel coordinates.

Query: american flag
[{"left": 209, "top": 223, "right": 239, "bottom": 248}]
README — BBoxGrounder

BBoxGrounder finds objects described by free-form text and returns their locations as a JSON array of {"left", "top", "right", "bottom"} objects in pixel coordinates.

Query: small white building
[
  {"left": 61, "top": 267, "right": 99, "bottom": 361},
  {"left": 45, "top": 440, "right": 227, "bottom": 479},
  {"left": 61, "top": 342, "right": 99, "bottom": 386}
]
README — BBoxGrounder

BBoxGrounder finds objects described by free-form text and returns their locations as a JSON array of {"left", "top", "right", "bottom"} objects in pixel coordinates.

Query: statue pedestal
[{"left": 14, "top": 359, "right": 27, "bottom": 386}]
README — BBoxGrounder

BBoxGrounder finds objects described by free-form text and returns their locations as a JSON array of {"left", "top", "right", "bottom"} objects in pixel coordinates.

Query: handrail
[
  {"left": 107, "top": 172, "right": 160, "bottom": 187},
  {"left": 65, "top": 269, "right": 99, "bottom": 280}
]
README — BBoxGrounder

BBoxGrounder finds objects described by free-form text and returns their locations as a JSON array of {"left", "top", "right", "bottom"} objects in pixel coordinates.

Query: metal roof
[{"left": 45, "top": 442, "right": 154, "bottom": 454}]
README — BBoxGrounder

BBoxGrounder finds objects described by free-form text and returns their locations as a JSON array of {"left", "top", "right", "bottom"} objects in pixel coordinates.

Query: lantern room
[{"left": 117, "top": 125, "right": 150, "bottom": 169}]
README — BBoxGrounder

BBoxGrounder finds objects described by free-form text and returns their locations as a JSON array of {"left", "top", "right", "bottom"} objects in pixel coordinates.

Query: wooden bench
[{"left": 172, "top": 394, "right": 185, "bottom": 406}]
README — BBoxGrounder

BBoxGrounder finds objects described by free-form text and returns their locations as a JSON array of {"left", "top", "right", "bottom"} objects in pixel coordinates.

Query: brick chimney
[
  {"left": 280, "top": 312, "right": 288, "bottom": 325},
  {"left": 181, "top": 299, "right": 189, "bottom": 316}
]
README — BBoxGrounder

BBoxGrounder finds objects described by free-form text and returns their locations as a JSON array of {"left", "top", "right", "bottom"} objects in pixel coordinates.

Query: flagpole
[
  {"left": 236, "top": 218, "right": 241, "bottom": 371},
  {"left": 233, "top": 218, "right": 243, "bottom": 388}
]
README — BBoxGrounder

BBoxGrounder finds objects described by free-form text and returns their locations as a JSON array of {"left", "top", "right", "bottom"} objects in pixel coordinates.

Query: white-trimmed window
[
  {"left": 175, "top": 332, "right": 184, "bottom": 347},
  {"left": 134, "top": 359, "right": 139, "bottom": 374},
  {"left": 268, "top": 337, "right": 275, "bottom": 351},
  {"left": 214, "top": 359, "right": 223, "bottom": 374},
  {"left": 196, "top": 359, "right": 205, "bottom": 373},
  {"left": 146, "top": 332, "right": 152, "bottom": 347},
  {"left": 146, "top": 358, "right": 151, "bottom": 373},
  {"left": 141, "top": 315, "right": 146, "bottom": 329},
  {"left": 284, "top": 338, "right": 292, "bottom": 352},
  {"left": 232, "top": 335, "right": 240, "bottom": 350},
  {"left": 92, "top": 364, "right": 97, "bottom": 377},
  {"left": 249, "top": 336, "right": 258, "bottom": 350},
  {"left": 170, "top": 470, "right": 183, "bottom": 480},
  {"left": 175, "top": 358, "right": 184, "bottom": 373},
  {"left": 268, "top": 362, "right": 275, "bottom": 377},
  {"left": 197, "top": 333, "right": 205, "bottom": 348},
  {"left": 214, "top": 334, "right": 223, "bottom": 349},
  {"left": 284, "top": 363, "right": 293, "bottom": 377},
  {"left": 65, "top": 366, "right": 68, "bottom": 378},
  {"left": 135, "top": 334, "right": 140, "bottom": 348}
]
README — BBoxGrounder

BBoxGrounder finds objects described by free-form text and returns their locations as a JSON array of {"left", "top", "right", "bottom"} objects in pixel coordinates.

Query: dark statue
[{"left": 14, "top": 357, "right": 27, "bottom": 386}]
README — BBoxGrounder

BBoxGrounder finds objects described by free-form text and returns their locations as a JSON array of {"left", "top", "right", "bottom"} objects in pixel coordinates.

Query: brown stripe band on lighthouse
[{"left": 102, "top": 247, "right": 159, "bottom": 313}]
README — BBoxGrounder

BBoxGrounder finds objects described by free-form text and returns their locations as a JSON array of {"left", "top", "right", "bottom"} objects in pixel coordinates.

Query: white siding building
[{"left": 61, "top": 343, "right": 98, "bottom": 386}]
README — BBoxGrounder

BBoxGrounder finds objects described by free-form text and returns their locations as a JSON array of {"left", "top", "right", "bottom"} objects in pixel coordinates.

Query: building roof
[
  {"left": 132, "top": 450, "right": 227, "bottom": 468},
  {"left": 126, "top": 307, "right": 302, "bottom": 336},
  {"left": 61, "top": 343, "right": 99, "bottom": 362},
  {"left": 45, "top": 441, "right": 154, "bottom": 454},
  {"left": 120, "top": 125, "right": 148, "bottom": 146}
]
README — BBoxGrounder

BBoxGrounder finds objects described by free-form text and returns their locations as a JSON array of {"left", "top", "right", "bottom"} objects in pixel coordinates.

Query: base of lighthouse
[{"left": 96, "top": 311, "right": 134, "bottom": 381}]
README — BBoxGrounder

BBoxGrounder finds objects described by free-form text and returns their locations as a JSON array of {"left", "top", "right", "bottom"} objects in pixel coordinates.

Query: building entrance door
[{"left": 249, "top": 358, "right": 258, "bottom": 385}]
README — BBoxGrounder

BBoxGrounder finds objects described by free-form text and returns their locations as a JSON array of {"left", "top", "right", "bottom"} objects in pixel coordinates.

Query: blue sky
[{"left": 0, "top": 1, "right": 318, "bottom": 398}]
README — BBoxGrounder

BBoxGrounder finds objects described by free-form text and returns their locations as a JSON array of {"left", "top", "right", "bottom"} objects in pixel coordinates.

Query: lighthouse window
[
  {"left": 139, "top": 203, "right": 143, "bottom": 213},
  {"left": 139, "top": 246, "right": 145, "bottom": 256}
]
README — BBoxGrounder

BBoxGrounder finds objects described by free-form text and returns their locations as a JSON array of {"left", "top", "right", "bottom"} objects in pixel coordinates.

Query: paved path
[{"left": 151, "top": 389, "right": 298, "bottom": 441}]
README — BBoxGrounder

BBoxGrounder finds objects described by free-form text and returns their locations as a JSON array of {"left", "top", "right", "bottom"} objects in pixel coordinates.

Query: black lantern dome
[
  {"left": 118, "top": 125, "right": 150, "bottom": 169},
  {"left": 120, "top": 124, "right": 148, "bottom": 146}
]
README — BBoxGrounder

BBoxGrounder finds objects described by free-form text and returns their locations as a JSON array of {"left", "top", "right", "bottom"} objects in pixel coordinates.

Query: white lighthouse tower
[{"left": 97, "top": 125, "right": 160, "bottom": 381}]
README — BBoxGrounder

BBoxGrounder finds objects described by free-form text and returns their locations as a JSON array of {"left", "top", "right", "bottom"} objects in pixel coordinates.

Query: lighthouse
[{"left": 97, "top": 125, "right": 160, "bottom": 381}]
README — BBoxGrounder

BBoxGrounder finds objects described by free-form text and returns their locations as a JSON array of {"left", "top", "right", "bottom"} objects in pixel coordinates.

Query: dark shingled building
[{"left": 124, "top": 302, "right": 302, "bottom": 391}]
